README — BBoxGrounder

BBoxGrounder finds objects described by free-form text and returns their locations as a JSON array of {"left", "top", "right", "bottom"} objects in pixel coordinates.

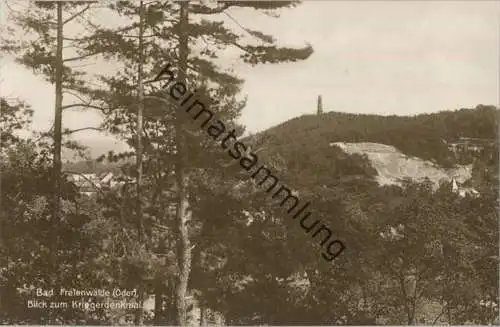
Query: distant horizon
[
  {"left": 56, "top": 103, "right": 498, "bottom": 162},
  {"left": 296, "top": 103, "right": 499, "bottom": 118},
  {"left": 1, "top": 0, "right": 498, "bottom": 160}
]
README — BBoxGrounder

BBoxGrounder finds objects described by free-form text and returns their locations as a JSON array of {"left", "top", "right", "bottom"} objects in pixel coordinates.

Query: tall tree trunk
[
  {"left": 154, "top": 282, "right": 164, "bottom": 325},
  {"left": 136, "top": 0, "right": 145, "bottom": 244},
  {"left": 174, "top": 1, "right": 192, "bottom": 325},
  {"left": 53, "top": 0, "right": 63, "bottom": 270},
  {"left": 165, "top": 279, "right": 176, "bottom": 325},
  {"left": 398, "top": 273, "right": 413, "bottom": 325},
  {"left": 200, "top": 305, "right": 206, "bottom": 326},
  {"left": 153, "top": 237, "right": 166, "bottom": 324},
  {"left": 134, "top": 1, "right": 146, "bottom": 325},
  {"left": 50, "top": 2, "right": 63, "bottom": 323},
  {"left": 154, "top": 236, "right": 167, "bottom": 324}
]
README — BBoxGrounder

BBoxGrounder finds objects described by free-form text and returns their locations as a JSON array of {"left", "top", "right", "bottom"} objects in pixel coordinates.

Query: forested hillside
[
  {"left": 191, "top": 107, "right": 499, "bottom": 326},
  {"left": 251, "top": 104, "right": 498, "bottom": 167},
  {"left": 66, "top": 105, "right": 498, "bottom": 175},
  {"left": 63, "top": 159, "right": 126, "bottom": 174}
]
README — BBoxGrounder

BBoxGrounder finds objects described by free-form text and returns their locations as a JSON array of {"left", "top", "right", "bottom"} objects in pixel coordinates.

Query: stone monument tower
[{"left": 317, "top": 95, "right": 323, "bottom": 115}]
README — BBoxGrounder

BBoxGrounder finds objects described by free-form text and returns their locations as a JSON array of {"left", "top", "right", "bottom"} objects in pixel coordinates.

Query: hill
[
  {"left": 64, "top": 105, "right": 498, "bottom": 185},
  {"left": 252, "top": 104, "right": 497, "bottom": 165},
  {"left": 246, "top": 104, "right": 498, "bottom": 188},
  {"left": 63, "top": 159, "right": 126, "bottom": 174}
]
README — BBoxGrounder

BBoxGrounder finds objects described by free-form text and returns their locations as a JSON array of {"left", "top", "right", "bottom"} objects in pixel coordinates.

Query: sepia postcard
[{"left": 0, "top": 0, "right": 498, "bottom": 325}]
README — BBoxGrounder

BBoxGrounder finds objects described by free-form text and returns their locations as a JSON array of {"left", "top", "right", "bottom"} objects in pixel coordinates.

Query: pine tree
[
  {"left": 4, "top": 0, "right": 313, "bottom": 324},
  {"left": 1, "top": 1, "right": 107, "bottom": 322},
  {"left": 163, "top": 2, "right": 313, "bottom": 324}
]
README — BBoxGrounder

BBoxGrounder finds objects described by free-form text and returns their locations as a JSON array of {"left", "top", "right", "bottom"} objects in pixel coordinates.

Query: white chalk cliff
[{"left": 330, "top": 142, "right": 473, "bottom": 188}]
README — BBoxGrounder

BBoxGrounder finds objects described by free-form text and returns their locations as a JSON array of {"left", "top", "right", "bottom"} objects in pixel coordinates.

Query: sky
[{"left": 1, "top": 0, "right": 499, "bottom": 158}]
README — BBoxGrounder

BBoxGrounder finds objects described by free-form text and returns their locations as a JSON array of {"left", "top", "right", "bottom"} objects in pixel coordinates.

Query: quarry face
[{"left": 330, "top": 142, "right": 472, "bottom": 187}]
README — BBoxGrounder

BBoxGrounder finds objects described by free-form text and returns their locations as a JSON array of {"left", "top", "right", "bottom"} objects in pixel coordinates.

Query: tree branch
[
  {"left": 63, "top": 52, "right": 99, "bottom": 62},
  {"left": 62, "top": 127, "right": 103, "bottom": 135},
  {"left": 142, "top": 95, "right": 173, "bottom": 107},
  {"left": 123, "top": 33, "right": 156, "bottom": 39},
  {"left": 189, "top": 3, "right": 231, "bottom": 14},
  {"left": 63, "top": 35, "right": 95, "bottom": 42},
  {"left": 63, "top": 4, "right": 92, "bottom": 25},
  {"left": 61, "top": 103, "right": 107, "bottom": 111},
  {"left": 228, "top": 40, "right": 257, "bottom": 57},
  {"left": 431, "top": 302, "right": 448, "bottom": 325},
  {"left": 63, "top": 90, "right": 89, "bottom": 104}
]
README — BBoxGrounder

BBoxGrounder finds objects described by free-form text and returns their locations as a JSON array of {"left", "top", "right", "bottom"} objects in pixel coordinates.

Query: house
[
  {"left": 67, "top": 172, "right": 136, "bottom": 196},
  {"left": 451, "top": 178, "right": 480, "bottom": 198},
  {"left": 446, "top": 137, "right": 497, "bottom": 156}
]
